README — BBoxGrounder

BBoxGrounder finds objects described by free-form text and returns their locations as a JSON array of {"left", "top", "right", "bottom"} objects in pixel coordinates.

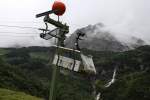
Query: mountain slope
[
  {"left": 0, "top": 88, "right": 43, "bottom": 100},
  {"left": 66, "top": 23, "right": 146, "bottom": 51},
  {"left": 0, "top": 46, "right": 150, "bottom": 100},
  {"left": 0, "top": 47, "right": 93, "bottom": 100},
  {"left": 100, "top": 70, "right": 150, "bottom": 100}
]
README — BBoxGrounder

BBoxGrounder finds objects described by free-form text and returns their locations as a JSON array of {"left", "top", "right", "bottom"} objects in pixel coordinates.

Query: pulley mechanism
[{"left": 36, "top": 1, "right": 69, "bottom": 47}]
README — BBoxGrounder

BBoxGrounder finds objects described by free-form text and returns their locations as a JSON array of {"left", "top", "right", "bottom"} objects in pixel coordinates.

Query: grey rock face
[{"left": 66, "top": 23, "right": 145, "bottom": 52}]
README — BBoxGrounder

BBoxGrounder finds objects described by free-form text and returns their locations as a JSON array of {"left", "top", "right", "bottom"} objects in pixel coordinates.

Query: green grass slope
[{"left": 0, "top": 88, "right": 43, "bottom": 100}]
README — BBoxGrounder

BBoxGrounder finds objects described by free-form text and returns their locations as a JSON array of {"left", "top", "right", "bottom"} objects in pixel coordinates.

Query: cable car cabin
[{"left": 51, "top": 46, "right": 96, "bottom": 75}]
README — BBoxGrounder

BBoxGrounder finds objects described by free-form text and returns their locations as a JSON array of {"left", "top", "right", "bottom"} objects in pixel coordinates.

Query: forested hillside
[{"left": 0, "top": 46, "right": 150, "bottom": 100}]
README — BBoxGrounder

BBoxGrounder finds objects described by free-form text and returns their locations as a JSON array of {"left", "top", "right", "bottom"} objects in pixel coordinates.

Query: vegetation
[
  {"left": 0, "top": 46, "right": 150, "bottom": 100},
  {"left": 101, "top": 71, "right": 150, "bottom": 100},
  {"left": 0, "top": 88, "right": 43, "bottom": 100}
]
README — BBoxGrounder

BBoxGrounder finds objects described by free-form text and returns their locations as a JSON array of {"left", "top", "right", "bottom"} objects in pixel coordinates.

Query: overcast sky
[{"left": 0, "top": 0, "right": 150, "bottom": 47}]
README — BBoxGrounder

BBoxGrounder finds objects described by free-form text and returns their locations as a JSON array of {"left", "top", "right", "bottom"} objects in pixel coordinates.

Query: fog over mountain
[
  {"left": 66, "top": 23, "right": 146, "bottom": 51},
  {"left": 0, "top": 0, "right": 150, "bottom": 47},
  {"left": 1, "top": 23, "right": 147, "bottom": 50}
]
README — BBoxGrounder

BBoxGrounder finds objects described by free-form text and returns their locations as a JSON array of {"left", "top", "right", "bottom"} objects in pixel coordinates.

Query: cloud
[{"left": 0, "top": 0, "right": 150, "bottom": 47}]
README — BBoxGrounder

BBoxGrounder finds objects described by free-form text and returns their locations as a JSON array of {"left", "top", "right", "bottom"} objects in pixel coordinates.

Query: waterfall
[
  {"left": 105, "top": 67, "right": 117, "bottom": 88},
  {"left": 95, "top": 67, "right": 117, "bottom": 100},
  {"left": 95, "top": 93, "right": 101, "bottom": 100}
]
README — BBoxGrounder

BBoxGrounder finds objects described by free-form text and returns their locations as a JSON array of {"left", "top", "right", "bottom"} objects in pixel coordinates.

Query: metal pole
[
  {"left": 36, "top": 10, "right": 69, "bottom": 100},
  {"left": 49, "top": 34, "right": 59, "bottom": 100},
  {"left": 49, "top": 64, "right": 58, "bottom": 100},
  {"left": 49, "top": 16, "right": 63, "bottom": 100}
]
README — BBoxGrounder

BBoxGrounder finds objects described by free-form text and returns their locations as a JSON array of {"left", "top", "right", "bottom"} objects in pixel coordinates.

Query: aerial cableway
[{"left": 35, "top": 1, "right": 97, "bottom": 100}]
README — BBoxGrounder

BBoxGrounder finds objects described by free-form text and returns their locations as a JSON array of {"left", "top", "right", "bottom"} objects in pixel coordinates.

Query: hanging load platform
[{"left": 51, "top": 46, "right": 97, "bottom": 74}]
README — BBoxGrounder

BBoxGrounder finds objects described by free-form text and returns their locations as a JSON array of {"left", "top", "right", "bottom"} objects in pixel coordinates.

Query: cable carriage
[
  {"left": 51, "top": 45, "right": 96, "bottom": 75},
  {"left": 52, "top": 46, "right": 81, "bottom": 72},
  {"left": 36, "top": 9, "right": 96, "bottom": 74}
]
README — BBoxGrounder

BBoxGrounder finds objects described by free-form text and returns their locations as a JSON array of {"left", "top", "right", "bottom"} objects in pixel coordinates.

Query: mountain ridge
[{"left": 66, "top": 23, "right": 146, "bottom": 52}]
